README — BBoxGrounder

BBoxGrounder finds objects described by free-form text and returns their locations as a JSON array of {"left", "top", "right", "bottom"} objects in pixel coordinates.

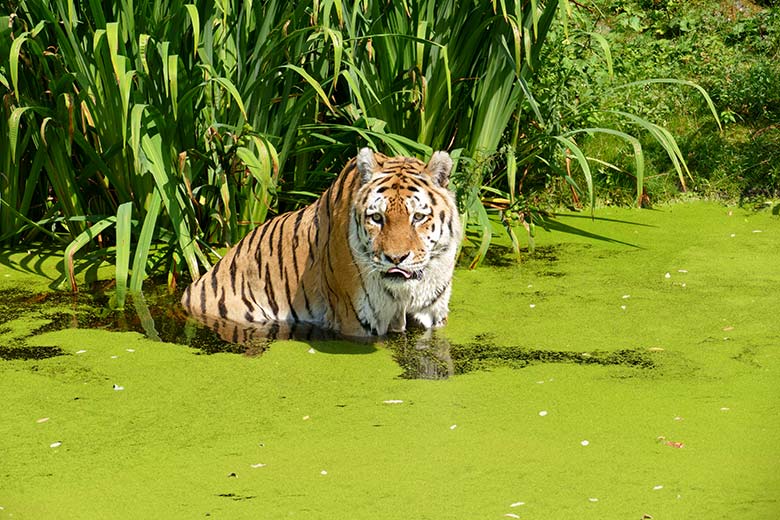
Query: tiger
[{"left": 181, "top": 147, "right": 462, "bottom": 338}]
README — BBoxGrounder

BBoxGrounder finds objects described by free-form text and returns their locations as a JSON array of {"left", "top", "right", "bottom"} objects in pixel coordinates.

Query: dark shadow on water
[
  {"left": 0, "top": 345, "right": 66, "bottom": 360},
  {"left": 537, "top": 216, "right": 642, "bottom": 249},
  {"left": 0, "top": 284, "right": 656, "bottom": 378}
]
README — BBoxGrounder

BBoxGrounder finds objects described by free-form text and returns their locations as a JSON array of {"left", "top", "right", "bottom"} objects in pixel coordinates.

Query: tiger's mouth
[{"left": 383, "top": 267, "right": 422, "bottom": 281}]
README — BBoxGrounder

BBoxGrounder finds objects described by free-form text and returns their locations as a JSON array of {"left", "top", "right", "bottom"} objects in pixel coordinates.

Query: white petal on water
[
  {"left": 49, "top": 441, "right": 62, "bottom": 448},
  {"left": 383, "top": 400, "right": 404, "bottom": 404},
  {"left": 510, "top": 502, "right": 525, "bottom": 507},
  {"left": 449, "top": 424, "right": 457, "bottom": 430},
  {"left": 588, "top": 497, "right": 599, "bottom": 502},
  {"left": 529, "top": 304, "right": 536, "bottom": 309},
  {"left": 622, "top": 294, "right": 631, "bottom": 299},
  {"left": 36, "top": 417, "right": 50, "bottom": 424},
  {"left": 126, "top": 349, "right": 135, "bottom": 353},
  {"left": 538, "top": 410, "right": 548, "bottom": 417},
  {"left": 75, "top": 350, "right": 87, "bottom": 354},
  {"left": 110, "top": 355, "right": 119, "bottom": 359},
  {"left": 113, "top": 384, "right": 124, "bottom": 391},
  {"left": 250, "top": 463, "right": 266, "bottom": 468},
  {"left": 320, "top": 470, "right": 328, "bottom": 475},
  {"left": 653, "top": 485, "right": 664, "bottom": 490},
  {"left": 677, "top": 269, "right": 688, "bottom": 273},
  {"left": 752, "top": 229, "right": 763, "bottom": 233},
  {"left": 620, "top": 305, "right": 627, "bottom": 310},
  {"left": 720, "top": 407, "right": 730, "bottom": 411},
  {"left": 664, "top": 272, "right": 671, "bottom": 279},
  {"left": 504, "top": 514, "right": 520, "bottom": 519},
  {"left": 730, "top": 233, "right": 736, "bottom": 238},
  {"left": 307, "top": 348, "right": 316, "bottom": 354},
  {"left": 581, "top": 440, "right": 590, "bottom": 446}
]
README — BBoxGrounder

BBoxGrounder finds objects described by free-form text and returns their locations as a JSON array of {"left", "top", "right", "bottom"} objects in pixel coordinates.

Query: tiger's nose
[{"left": 384, "top": 252, "right": 412, "bottom": 265}]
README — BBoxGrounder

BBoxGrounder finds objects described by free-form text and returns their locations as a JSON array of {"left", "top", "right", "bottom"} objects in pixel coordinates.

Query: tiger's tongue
[{"left": 387, "top": 267, "right": 412, "bottom": 279}]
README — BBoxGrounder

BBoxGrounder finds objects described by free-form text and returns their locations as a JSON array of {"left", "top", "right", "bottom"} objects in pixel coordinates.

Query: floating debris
[
  {"left": 302, "top": 415, "right": 310, "bottom": 420},
  {"left": 723, "top": 326, "right": 734, "bottom": 332},
  {"left": 50, "top": 441, "right": 62, "bottom": 448},
  {"left": 529, "top": 304, "right": 536, "bottom": 309},
  {"left": 383, "top": 400, "right": 404, "bottom": 404},
  {"left": 504, "top": 514, "right": 520, "bottom": 519},
  {"left": 320, "top": 470, "right": 328, "bottom": 475},
  {"left": 36, "top": 417, "right": 50, "bottom": 424},
  {"left": 664, "top": 272, "right": 671, "bottom": 279},
  {"left": 538, "top": 410, "right": 548, "bottom": 417},
  {"left": 620, "top": 305, "right": 627, "bottom": 310},
  {"left": 581, "top": 440, "right": 590, "bottom": 446},
  {"left": 622, "top": 294, "right": 631, "bottom": 299},
  {"left": 510, "top": 501, "right": 525, "bottom": 507},
  {"left": 449, "top": 424, "right": 457, "bottom": 430},
  {"left": 75, "top": 350, "right": 87, "bottom": 355},
  {"left": 250, "top": 463, "right": 266, "bottom": 469},
  {"left": 677, "top": 269, "right": 688, "bottom": 273},
  {"left": 126, "top": 349, "right": 135, "bottom": 353},
  {"left": 588, "top": 497, "right": 599, "bottom": 502},
  {"left": 113, "top": 384, "right": 124, "bottom": 391},
  {"left": 307, "top": 348, "right": 316, "bottom": 354},
  {"left": 720, "top": 407, "right": 730, "bottom": 412},
  {"left": 653, "top": 485, "right": 664, "bottom": 491}
]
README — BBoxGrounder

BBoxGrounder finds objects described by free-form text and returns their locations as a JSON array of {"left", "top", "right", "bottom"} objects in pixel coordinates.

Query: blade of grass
[
  {"left": 114, "top": 201, "right": 132, "bottom": 309},
  {"left": 129, "top": 189, "right": 162, "bottom": 293}
]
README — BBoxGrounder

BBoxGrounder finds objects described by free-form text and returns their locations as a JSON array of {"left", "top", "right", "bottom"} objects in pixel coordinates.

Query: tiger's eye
[
  {"left": 370, "top": 213, "right": 383, "bottom": 224},
  {"left": 412, "top": 212, "right": 427, "bottom": 223}
]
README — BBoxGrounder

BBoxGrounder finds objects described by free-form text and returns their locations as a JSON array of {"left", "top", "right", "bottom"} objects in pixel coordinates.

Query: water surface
[{"left": 1, "top": 201, "right": 778, "bottom": 519}]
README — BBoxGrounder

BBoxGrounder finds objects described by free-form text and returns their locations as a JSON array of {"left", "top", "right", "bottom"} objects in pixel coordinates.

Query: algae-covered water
[{"left": 1, "top": 202, "right": 778, "bottom": 519}]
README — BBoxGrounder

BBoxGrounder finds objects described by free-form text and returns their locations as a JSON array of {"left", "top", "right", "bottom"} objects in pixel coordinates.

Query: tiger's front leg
[{"left": 410, "top": 290, "right": 451, "bottom": 329}]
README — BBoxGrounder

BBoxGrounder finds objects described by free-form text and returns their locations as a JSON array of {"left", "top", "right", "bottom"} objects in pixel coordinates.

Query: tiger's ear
[
  {"left": 426, "top": 151, "right": 453, "bottom": 188},
  {"left": 357, "top": 147, "right": 378, "bottom": 184}
]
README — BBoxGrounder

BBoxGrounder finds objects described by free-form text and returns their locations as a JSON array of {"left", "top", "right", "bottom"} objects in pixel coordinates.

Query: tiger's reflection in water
[{"left": 185, "top": 311, "right": 454, "bottom": 380}]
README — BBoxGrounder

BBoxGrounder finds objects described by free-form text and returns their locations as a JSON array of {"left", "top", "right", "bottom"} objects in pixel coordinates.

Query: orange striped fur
[{"left": 181, "top": 148, "right": 462, "bottom": 337}]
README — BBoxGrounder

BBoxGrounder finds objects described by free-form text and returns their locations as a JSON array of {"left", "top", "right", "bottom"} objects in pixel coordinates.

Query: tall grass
[{"left": 1, "top": 0, "right": 718, "bottom": 302}]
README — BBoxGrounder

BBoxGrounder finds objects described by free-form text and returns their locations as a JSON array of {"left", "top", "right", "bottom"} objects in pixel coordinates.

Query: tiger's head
[{"left": 350, "top": 148, "right": 461, "bottom": 286}]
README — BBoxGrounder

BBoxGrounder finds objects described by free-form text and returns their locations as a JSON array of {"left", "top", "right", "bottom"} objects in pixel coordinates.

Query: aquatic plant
[{"left": 0, "top": 0, "right": 717, "bottom": 302}]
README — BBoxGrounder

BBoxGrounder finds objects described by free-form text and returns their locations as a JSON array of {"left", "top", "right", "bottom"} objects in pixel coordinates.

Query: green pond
[{"left": 1, "top": 201, "right": 778, "bottom": 519}]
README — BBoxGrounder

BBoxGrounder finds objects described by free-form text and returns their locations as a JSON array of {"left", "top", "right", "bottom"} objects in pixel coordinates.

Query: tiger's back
[{"left": 181, "top": 148, "right": 461, "bottom": 337}]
